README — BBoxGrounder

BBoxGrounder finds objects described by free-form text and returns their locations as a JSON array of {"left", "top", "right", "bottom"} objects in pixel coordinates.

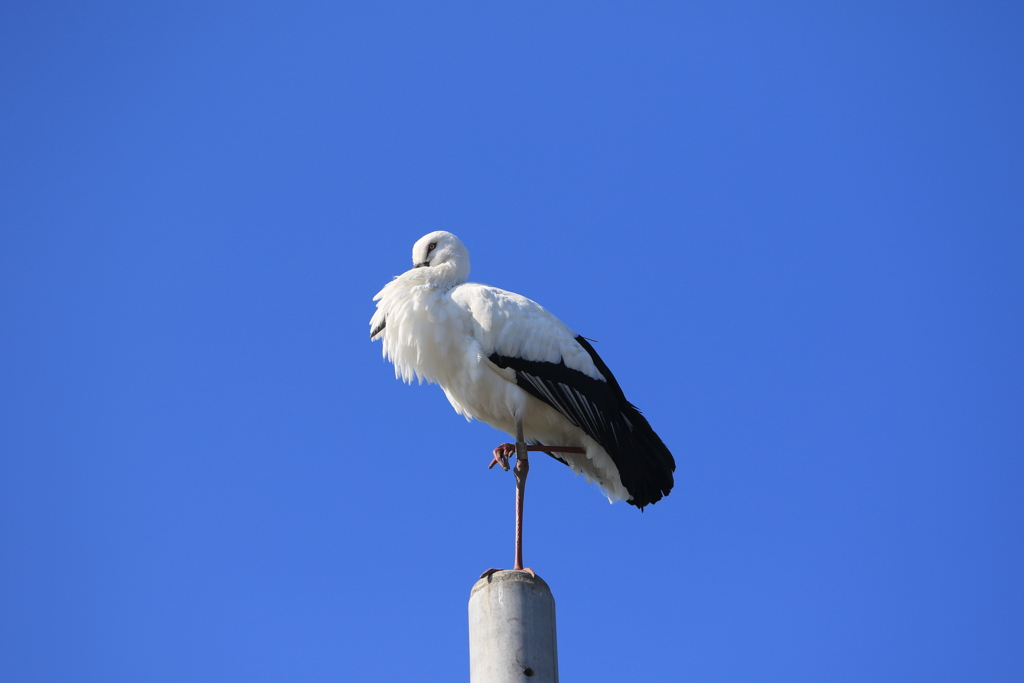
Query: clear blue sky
[{"left": 2, "top": 2, "right": 1022, "bottom": 681}]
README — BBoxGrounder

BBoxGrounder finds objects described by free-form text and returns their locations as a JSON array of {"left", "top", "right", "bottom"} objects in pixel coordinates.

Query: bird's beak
[{"left": 414, "top": 261, "right": 430, "bottom": 268}]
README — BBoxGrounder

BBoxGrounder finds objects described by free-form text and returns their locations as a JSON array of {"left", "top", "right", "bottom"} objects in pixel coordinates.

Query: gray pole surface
[{"left": 469, "top": 570, "right": 558, "bottom": 683}]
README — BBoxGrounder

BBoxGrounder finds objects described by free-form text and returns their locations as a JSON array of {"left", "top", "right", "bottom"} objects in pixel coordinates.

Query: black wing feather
[{"left": 489, "top": 336, "right": 675, "bottom": 509}]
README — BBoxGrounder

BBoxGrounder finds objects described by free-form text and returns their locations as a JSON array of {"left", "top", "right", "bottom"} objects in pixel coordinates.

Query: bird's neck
[{"left": 426, "top": 259, "right": 469, "bottom": 291}]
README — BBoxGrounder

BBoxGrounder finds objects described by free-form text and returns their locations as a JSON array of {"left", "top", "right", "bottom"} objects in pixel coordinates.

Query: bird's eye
[{"left": 428, "top": 242, "right": 437, "bottom": 252}]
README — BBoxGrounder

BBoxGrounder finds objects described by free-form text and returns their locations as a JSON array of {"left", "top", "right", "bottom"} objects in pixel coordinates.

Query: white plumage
[{"left": 370, "top": 231, "right": 674, "bottom": 508}]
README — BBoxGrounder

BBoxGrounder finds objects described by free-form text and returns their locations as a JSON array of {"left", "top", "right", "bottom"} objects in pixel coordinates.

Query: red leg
[
  {"left": 514, "top": 447, "right": 529, "bottom": 571},
  {"left": 486, "top": 430, "right": 585, "bottom": 576}
]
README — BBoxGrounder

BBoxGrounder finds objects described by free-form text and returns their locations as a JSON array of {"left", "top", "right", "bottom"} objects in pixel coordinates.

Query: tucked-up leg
[
  {"left": 490, "top": 444, "right": 585, "bottom": 470},
  {"left": 489, "top": 443, "right": 515, "bottom": 471}
]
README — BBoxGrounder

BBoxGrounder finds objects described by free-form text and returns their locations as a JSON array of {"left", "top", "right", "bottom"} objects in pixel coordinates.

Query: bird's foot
[
  {"left": 479, "top": 567, "right": 536, "bottom": 580},
  {"left": 488, "top": 443, "right": 515, "bottom": 471}
]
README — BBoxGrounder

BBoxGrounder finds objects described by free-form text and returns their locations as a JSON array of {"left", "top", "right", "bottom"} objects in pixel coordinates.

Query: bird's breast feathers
[{"left": 370, "top": 270, "right": 469, "bottom": 385}]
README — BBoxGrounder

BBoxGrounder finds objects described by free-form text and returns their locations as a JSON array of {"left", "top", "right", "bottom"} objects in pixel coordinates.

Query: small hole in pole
[{"left": 523, "top": 667, "right": 534, "bottom": 677}]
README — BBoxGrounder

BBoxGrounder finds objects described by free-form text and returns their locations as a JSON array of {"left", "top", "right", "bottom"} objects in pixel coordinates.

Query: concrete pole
[{"left": 469, "top": 570, "right": 558, "bottom": 683}]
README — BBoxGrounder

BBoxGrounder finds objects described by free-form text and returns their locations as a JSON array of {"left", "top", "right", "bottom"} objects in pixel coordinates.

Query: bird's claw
[
  {"left": 489, "top": 443, "right": 515, "bottom": 471},
  {"left": 480, "top": 567, "right": 536, "bottom": 580}
]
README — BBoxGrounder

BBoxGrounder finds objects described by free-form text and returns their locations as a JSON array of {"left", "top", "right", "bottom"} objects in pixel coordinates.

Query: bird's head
[{"left": 412, "top": 231, "right": 470, "bottom": 280}]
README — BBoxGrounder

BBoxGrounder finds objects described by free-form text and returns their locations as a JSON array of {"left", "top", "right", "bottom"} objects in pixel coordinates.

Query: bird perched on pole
[{"left": 370, "top": 231, "right": 675, "bottom": 570}]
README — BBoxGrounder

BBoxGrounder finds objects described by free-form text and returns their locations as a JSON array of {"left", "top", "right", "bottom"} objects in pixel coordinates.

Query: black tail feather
[
  {"left": 489, "top": 336, "right": 677, "bottom": 510},
  {"left": 574, "top": 337, "right": 676, "bottom": 510}
]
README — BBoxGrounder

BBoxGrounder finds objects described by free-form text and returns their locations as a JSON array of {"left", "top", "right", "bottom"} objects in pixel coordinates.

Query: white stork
[{"left": 370, "top": 231, "right": 675, "bottom": 570}]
